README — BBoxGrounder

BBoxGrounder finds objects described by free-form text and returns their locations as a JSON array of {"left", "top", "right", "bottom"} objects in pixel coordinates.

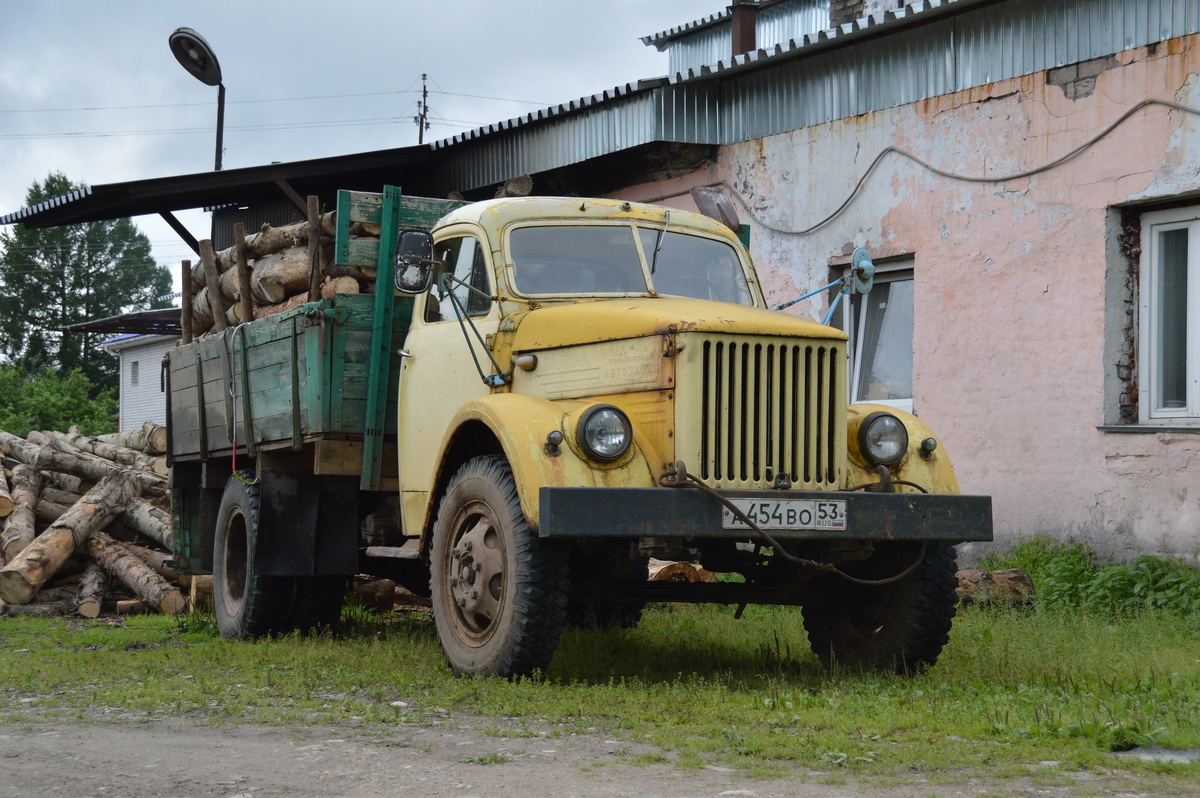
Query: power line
[
  {"left": 0, "top": 87, "right": 553, "bottom": 115},
  {"left": 0, "top": 116, "right": 407, "bottom": 141}
]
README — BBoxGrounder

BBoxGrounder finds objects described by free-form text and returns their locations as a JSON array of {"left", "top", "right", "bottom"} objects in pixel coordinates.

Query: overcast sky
[{"left": 0, "top": 0, "right": 714, "bottom": 299}]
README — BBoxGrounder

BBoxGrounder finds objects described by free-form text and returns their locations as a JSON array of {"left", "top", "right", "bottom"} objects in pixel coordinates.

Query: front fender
[
  {"left": 846, "top": 404, "right": 961, "bottom": 494},
  {"left": 437, "top": 394, "right": 656, "bottom": 529}
]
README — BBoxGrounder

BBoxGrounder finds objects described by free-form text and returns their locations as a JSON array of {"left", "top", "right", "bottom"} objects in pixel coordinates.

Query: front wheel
[
  {"left": 802, "top": 543, "right": 958, "bottom": 674},
  {"left": 212, "top": 472, "right": 295, "bottom": 638},
  {"left": 430, "top": 456, "right": 569, "bottom": 677}
]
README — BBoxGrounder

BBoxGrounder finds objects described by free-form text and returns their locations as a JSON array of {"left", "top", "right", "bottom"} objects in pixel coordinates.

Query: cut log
[
  {"left": 124, "top": 543, "right": 177, "bottom": 582},
  {"left": 190, "top": 212, "right": 337, "bottom": 290},
  {"left": 321, "top": 275, "right": 361, "bottom": 299},
  {"left": 42, "top": 486, "right": 82, "bottom": 507},
  {"left": 1, "top": 597, "right": 75, "bottom": 617},
  {"left": 956, "top": 568, "right": 1036, "bottom": 606},
  {"left": 648, "top": 560, "right": 718, "bottom": 583},
  {"left": 42, "top": 470, "right": 84, "bottom": 495},
  {"left": 253, "top": 292, "right": 311, "bottom": 320},
  {"left": 50, "top": 429, "right": 162, "bottom": 475},
  {"left": 76, "top": 562, "right": 108, "bottom": 618},
  {"left": 1, "top": 464, "right": 42, "bottom": 561},
  {"left": 349, "top": 576, "right": 397, "bottom": 613},
  {"left": 0, "top": 466, "right": 11, "bottom": 517},
  {"left": 35, "top": 497, "right": 72, "bottom": 526},
  {"left": 189, "top": 574, "right": 214, "bottom": 613},
  {"left": 0, "top": 472, "right": 137, "bottom": 605},
  {"left": 82, "top": 531, "right": 187, "bottom": 615},
  {"left": 326, "top": 261, "right": 374, "bottom": 282},
  {"left": 36, "top": 585, "right": 79, "bottom": 603},
  {"left": 97, "top": 422, "right": 168, "bottom": 456},
  {"left": 123, "top": 499, "right": 173, "bottom": 550},
  {"left": 251, "top": 246, "right": 315, "bottom": 304},
  {"left": 115, "top": 599, "right": 150, "bottom": 615}
]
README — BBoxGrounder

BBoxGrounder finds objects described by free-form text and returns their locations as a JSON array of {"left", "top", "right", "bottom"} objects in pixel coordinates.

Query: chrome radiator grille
[{"left": 675, "top": 335, "right": 846, "bottom": 490}]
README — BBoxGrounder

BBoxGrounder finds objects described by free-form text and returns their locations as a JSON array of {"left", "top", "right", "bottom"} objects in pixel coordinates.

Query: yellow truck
[{"left": 167, "top": 187, "right": 992, "bottom": 678}]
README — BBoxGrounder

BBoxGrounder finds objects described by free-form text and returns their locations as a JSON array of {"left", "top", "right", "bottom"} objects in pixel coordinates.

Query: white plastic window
[
  {"left": 843, "top": 262, "right": 914, "bottom": 414},
  {"left": 1140, "top": 207, "right": 1200, "bottom": 423}
]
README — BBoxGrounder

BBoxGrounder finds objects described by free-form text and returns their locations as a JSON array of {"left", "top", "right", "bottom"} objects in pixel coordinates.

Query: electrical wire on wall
[{"left": 644, "top": 98, "right": 1200, "bottom": 237}]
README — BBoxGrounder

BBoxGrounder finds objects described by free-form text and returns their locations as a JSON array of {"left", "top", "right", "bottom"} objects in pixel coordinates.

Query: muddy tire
[
  {"left": 802, "top": 543, "right": 958, "bottom": 674},
  {"left": 287, "top": 576, "right": 346, "bottom": 634},
  {"left": 430, "top": 456, "right": 570, "bottom": 677},
  {"left": 212, "top": 472, "right": 295, "bottom": 638}
]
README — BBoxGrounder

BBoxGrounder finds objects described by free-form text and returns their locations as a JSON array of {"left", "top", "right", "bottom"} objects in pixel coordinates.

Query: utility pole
[{"left": 413, "top": 73, "right": 431, "bottom": 144}]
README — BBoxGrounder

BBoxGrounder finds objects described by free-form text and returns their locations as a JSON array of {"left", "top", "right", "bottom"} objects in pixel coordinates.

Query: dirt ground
[{"left": 0, "top": 712, "right": 1191, "bottom": 798}]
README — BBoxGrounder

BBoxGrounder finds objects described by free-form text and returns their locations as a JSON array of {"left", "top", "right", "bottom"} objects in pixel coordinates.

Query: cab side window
[{"left": 425, "top": 236, "right": 492, "bottom": 322}]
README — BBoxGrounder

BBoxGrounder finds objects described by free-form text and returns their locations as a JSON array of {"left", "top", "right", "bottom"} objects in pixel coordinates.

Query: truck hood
[{"left": 507, "top": 297, "right": 846, "bottom": 351}]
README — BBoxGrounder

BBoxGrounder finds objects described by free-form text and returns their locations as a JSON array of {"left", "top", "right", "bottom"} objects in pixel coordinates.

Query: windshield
[{"left": 509, "top": 224, "right": 754, "bottom": 305}]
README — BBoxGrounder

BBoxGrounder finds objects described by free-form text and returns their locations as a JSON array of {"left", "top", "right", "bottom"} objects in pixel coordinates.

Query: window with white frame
[
  {"left": 842, "top": 260, "right": 914, "bottom": 414},
  {"left": 1140, "top": 207, "right": 1200, "bottom": 423},
  {"left": 130, "top": 360, "right": 139, "bottom": 387}
]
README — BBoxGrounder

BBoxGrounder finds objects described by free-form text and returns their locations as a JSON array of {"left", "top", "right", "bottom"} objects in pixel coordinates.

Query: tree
[
  {"left": 0, "top": 365, "right": 116, "bottom": 436},
  {"left": 0, "top": 173, "right": 173, "bottom": 390}
]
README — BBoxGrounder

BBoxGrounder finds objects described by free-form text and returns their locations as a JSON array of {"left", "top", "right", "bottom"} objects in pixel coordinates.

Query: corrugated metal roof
[
  {"left": 431, "top": 0, "right": 1200, "bottom": 194},
  {"left": 643, "top": 0, "right": 832, "bottom": 75},
  {"left": 2, "top": 187, "right": 92, "bottom": 225}
]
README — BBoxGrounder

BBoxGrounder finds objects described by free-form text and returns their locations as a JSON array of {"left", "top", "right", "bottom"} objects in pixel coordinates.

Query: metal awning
[{"left": 66, "top": 308, "right": 183, "bottom": 336}]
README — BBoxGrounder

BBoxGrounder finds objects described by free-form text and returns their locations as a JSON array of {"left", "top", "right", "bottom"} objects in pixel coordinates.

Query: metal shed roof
[{"left": 0, "top": 144, "right": 434, "bottom": 229}]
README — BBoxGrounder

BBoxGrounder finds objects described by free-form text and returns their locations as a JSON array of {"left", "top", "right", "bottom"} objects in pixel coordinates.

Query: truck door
[{"left": 397, "top": 231, "right": 499, "bottom": 504}]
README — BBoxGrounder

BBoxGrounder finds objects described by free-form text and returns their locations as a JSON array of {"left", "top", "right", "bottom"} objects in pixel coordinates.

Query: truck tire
[
  {"left": 430, "top": 455, "right": 569, "bottom": 677},
  {"left": 287, "top": 576, "right": 347, "bottom": 634},
  {"left": 212, "top": 472, "right": 295, "bottom": 638},
  {"left": 802, "top": 543, "right": 958, "bottom": 674}
]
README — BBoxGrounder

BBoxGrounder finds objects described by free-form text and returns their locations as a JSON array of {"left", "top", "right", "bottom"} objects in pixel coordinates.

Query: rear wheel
[
  {"left": 802, "top": 543, "right": 958, "bottom": 674},
  {"left": 287, "top": 576, "right": 347, "bottom": 633},
  {"left": 430, "top": 456, "right": 569, "bottom": 677},
  {"left": 212, "top": 472, "right": 295, "bottom": 638}
]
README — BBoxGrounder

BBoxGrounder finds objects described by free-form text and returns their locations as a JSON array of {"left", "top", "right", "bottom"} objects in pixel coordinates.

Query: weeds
[
  {"left": 977, "top": 536, "right": 1200, "bottom": 615},
  {"left": 0, "top": 544, "right": 1198, "bottom": 786}
]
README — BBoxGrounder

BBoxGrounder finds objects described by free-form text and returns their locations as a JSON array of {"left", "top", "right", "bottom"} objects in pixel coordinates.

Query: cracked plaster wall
[{"left": 615, "top": 35, "right": 1200, "bottom": 560}]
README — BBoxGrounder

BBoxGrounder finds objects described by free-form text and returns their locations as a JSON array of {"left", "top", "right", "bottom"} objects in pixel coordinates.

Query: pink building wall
[{"left": 618, "top": 35, "right": 1200, "bottom": 560}]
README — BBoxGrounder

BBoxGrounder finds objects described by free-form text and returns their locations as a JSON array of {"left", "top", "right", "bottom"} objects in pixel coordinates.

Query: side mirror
[{"left": 393, "top": 229, "right": 437, "bottom": 294}]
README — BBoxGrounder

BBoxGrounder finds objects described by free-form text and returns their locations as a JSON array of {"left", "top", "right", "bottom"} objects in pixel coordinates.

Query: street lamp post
[{"left": 168, "top": 27, "right": 225, "bottom": 171}]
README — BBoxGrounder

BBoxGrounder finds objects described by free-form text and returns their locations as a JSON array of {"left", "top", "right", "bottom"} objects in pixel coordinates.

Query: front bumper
[{"left": 539, "top": 487, "right": 992, "bottom": 543}]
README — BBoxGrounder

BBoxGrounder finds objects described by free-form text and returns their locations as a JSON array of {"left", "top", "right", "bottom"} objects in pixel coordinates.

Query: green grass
[{"left": 1, "top": 603, "right": 1198, "bottom": 790}]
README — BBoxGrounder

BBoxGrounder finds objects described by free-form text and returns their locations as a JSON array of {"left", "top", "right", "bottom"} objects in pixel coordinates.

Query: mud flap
[{"left": 255, "top": 470, "right": 359, "bottom": 576}]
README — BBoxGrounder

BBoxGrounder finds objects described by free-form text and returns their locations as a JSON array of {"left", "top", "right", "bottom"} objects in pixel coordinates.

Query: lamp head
[{"left": 169, "top": 27, "right": 222, "bottom": 86}]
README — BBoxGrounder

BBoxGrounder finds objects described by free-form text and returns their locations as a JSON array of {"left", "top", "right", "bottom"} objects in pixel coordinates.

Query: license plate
[{"left": 721, "top": 498, "right": 847, "bottom": 531}]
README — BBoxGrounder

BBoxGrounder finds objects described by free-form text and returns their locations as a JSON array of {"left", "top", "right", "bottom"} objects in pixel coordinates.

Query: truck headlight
[
  {"left": 577, "top": 405, "right": 632, "bottom": 462},
  {"left": 858, "top": 412, "right": 908, "bottom": 466}
]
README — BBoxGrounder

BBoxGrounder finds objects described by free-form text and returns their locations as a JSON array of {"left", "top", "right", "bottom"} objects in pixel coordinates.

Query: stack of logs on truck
[{"left": 181, "top": 195, "right": 386, "bottom": 340}]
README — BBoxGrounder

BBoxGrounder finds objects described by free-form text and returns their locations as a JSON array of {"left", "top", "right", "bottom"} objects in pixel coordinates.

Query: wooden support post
[
  {"left": 201, "top": 239, "right": 228, "bottom": 333},
  {"left": 306, "top": 195, "right": 322, "bottom": 302},
  {"left": 234, "top": 221, "right": 253, "bottom": 325},
  {"left": 180, "top": 259, "right": 194, "bottom": 344}
]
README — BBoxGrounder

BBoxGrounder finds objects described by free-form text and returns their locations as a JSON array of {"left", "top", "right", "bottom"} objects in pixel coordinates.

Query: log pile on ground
[
  {"left": 0, "top": 424, "right": 186, "bottom": 618},
  {"left": 956, "top": 568, "right": 1035, "bottom": 607},
  {"left": 182, "top": 197, "right": 377, "bottom": 341}
]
